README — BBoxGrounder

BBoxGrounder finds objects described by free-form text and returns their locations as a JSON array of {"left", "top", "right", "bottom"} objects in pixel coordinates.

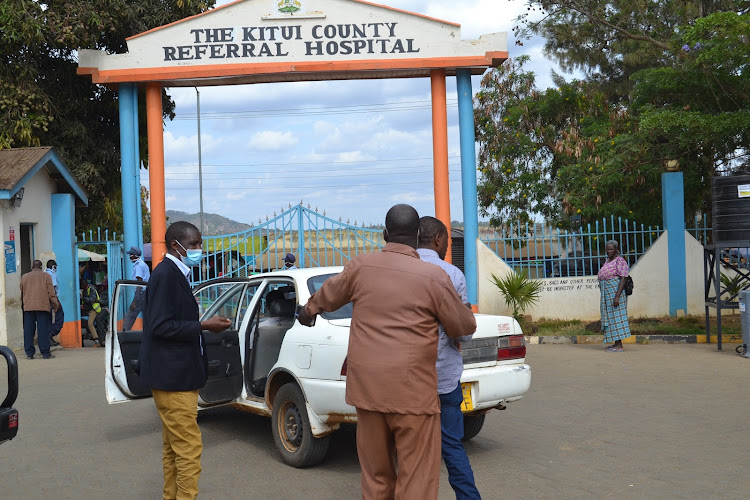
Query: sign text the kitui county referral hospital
[{"left": 163, "top": 22, "right": 421, "bottom": 61}]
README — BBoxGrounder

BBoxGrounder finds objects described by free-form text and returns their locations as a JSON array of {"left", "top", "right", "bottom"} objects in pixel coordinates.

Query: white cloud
[
  {"left": 248, "top": 131, "right": 299, "bottom": 151},
  {"left": 226, "top": 191, "right": 247, "bottom": 200},
  {"left": 392, "top": 191, "right": 436, "bottom": 204}
]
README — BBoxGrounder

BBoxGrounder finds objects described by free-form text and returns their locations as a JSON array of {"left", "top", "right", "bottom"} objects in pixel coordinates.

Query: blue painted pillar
[
  {"left": 457, "top": 69, "right": 479, "bottom": 307},
  {"left": 662, "top": 172, "right": 687, "bottom": 315},
  {"left": 51, "top": 194, "right": 77, "bottom": 319},
  {"left": 119, "top": 83, "right": 139, "bottom": 280},
  {"left": 133, "top": 87, "right": 144, "bottom": 250},
  {"left": 51, "top": 194, "right": 81, "bottom": 347}
]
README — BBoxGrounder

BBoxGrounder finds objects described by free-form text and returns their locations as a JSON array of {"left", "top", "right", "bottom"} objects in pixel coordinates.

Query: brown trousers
[
  {"left": 355, "top": 408, "right": 441, "bottom": 500},
  {"left": 152, "top": 389, "right": 202, "bottom": 500}
]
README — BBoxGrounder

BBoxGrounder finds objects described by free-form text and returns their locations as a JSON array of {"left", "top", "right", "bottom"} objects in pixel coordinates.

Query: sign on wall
[{"left": 5, "top": 241, "right": 16, "bottom": 274}]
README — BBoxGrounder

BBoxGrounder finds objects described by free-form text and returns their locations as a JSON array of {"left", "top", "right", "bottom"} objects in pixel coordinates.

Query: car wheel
[
  {"left": 271, "top": 383, "right": 330, "bottom": 468},
  {"left": 462, "top": 414, "right": 485, "bottom": 442}
]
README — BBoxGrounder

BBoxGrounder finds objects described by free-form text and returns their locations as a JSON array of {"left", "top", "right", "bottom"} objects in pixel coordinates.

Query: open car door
[{"left": 105, "top": 279, "right": 248, "bottom": 405}]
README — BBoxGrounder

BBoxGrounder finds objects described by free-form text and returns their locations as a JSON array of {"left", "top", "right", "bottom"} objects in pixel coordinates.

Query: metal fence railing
[{"left": 480, "top": 217, "right": 665, "bottom": 279}]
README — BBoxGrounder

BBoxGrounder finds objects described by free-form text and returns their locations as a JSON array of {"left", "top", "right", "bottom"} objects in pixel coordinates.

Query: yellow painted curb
[{"left": 695, "top": 334, "right": 742, "bottom": 344}]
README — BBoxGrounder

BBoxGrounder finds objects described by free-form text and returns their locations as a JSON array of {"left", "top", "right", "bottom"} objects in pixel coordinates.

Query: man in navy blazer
[{"left": 139, "top": 221, "right": 231, "bottom": 500}]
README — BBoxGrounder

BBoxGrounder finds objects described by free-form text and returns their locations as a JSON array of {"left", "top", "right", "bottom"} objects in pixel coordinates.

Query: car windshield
[{"left": 307, "top": 273, "right": 352, "bottom": 320}]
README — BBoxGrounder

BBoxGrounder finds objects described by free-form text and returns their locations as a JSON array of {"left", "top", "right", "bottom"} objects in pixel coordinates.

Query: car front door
[
  {"left": 105, "top": 279, "right": 250, "bottom": 405},
  {"left": 194, "top": 280, "right": 247, "bottom": 405}
]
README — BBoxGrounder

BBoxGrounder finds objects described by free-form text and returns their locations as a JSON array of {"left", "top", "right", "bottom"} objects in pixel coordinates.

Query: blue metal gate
[
  {"left": 195, "top": 204, "right": 384, "bottom": 286},
  {"left": 76, "top": 229, "right": 125, "bottom": 309}
]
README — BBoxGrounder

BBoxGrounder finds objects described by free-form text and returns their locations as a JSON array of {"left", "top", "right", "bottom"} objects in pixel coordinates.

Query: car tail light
[
  {"left": 497, "top": 335, "right": 526, "bottom": 361},
  {"left": 341, "top": 357, "right": 348, "bottom": 376}
]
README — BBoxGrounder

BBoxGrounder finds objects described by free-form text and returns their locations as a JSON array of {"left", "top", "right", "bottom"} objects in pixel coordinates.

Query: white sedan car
[{"left": 105, "top": 267, "right": 531, "bottom": 467}]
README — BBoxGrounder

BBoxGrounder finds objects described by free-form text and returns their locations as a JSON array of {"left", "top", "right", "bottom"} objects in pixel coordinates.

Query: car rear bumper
[
  {"left": 299, "top": 378, "right": 356, "bottom": 423},
  {"left": 460, "top": 363, "right": 531, "bottom": 412}
]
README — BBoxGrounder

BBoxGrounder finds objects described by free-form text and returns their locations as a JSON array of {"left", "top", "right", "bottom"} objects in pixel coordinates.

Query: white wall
[
  {"left": 0, "top": 173, "right": 56, "bottom": 348},
  {"left": 477, "top": 231, "right": 708, "bottom": 321}
]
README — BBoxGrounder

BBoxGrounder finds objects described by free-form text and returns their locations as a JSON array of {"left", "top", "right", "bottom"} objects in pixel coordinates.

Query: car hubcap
[{"left": 281, "top": 402, "right": 303, "bottom": 450}]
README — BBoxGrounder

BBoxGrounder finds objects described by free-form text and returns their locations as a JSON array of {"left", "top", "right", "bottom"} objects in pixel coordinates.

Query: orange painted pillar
[
  {"left": 431, "top": 69, "right": 452, "bottom": 263},
  {"left": 146, "top": 83, "right": 167, "bottom": 267}
]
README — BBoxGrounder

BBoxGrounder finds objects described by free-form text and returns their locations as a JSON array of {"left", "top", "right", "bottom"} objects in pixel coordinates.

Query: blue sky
[{"left": 142, "top": 0, "right": 562, "bottom": 227}]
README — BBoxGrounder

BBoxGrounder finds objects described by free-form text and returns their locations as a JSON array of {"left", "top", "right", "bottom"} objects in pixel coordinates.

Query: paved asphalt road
[{"left": 1, "top": 343, "right": 749, "bottom": 499}]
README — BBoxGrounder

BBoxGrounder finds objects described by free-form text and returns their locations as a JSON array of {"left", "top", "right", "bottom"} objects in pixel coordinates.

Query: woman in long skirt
[{"left": 598, "top": 240, "right": 631, "bottom": 351}]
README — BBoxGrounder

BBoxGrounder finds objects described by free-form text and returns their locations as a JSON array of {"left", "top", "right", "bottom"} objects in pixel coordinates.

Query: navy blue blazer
[{"left": 139, "top": 257, "right": 207, "bottom": 391}]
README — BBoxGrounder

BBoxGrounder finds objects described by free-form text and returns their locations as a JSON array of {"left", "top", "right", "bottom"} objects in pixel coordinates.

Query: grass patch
[
  {"left": 532, "top": 319, "right": 588, "bottom": 336},
  {"left": 531, "top": 315, "right": 741, "bottom": 336}
]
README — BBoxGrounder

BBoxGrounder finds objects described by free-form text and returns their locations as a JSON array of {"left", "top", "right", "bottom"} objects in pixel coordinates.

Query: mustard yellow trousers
[{"left": 152, "top": 389, "right": 202, "bottom": 500}]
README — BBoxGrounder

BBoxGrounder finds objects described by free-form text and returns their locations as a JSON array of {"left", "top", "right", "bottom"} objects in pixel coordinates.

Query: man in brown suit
[
  {"left": 21, "top": 259, "right": 60, "bottom": 359},
  {"left": 298, "top": 204, "right": 477, "bottom": 499}
]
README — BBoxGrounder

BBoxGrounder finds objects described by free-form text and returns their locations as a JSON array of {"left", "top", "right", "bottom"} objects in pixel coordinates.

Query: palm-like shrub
[{"left": 490, "top": 270, "right": 543, "bottom": 321}]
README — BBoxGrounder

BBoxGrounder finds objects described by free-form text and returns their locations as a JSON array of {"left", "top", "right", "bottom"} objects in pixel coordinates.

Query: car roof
[
  {"left": 194, "top": 266, "right": 344, "bottom": 286},
  {"left": 252, "top": 266, "right": 344, "bottom": 280}
]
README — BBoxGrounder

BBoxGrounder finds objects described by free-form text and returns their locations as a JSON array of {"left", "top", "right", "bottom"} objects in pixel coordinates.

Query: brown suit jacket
[
  {"left": 20, "top": 269, "right": 59, "bottom": 312},
  {"left": 305, "top": 242, "right": 477, "bottom": 415}
]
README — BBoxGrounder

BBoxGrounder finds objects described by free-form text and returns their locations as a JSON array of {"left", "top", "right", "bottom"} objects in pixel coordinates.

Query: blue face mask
[{"left": 176, "top": 240, "right": 203, "bottom": 267}]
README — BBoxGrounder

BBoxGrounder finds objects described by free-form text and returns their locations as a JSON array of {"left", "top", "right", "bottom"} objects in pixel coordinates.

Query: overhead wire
[
  {"left": 164, "top": 178, "right": 465, "bottom": 191},
  {"left": 172, "top": 99, "right": 459, "bottom": 120}
]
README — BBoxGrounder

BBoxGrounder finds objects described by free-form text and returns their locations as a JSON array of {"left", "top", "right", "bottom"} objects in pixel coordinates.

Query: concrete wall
[
  {"left": 0, "top": 173, "right": 56, "bottom": 348},
  {"left": 478, "top": 230, "right": 707, "bottom": 321}
]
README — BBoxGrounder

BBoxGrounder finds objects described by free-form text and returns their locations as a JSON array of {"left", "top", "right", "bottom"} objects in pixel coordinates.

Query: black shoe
[
  {"left": 26, "top": 355, "right": 34, "bottom": 359},
  {"left": 49, "top": 339, "right": 60, "bottom": 346},
  {"left": 43, "top": 354, "right": 55, "bottom": 359}
]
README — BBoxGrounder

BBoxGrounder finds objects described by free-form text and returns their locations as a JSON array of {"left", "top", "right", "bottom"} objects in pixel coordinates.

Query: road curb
[{"left": 527, "top": 334, "right": 743, "bottom": 345}]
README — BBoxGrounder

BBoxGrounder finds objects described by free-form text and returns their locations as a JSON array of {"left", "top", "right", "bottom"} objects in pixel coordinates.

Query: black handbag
[{"left": 624, "top": 276, "right": 634, "bottom": 296}]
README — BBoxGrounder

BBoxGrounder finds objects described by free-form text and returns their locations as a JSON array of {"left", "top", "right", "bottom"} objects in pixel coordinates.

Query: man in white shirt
[{"left": 123, "top": 246, "right": 151, "bottom": 331}]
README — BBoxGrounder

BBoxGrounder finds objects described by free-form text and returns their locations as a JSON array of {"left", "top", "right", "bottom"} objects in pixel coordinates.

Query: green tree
[
  {"left": 476, "top": 5, "right": 749, "bottom": 229},
  {"left": 476, "top": 57, "right": 661, "bottom": 227},
  {"left": 515, "top": 1, "right": 748, "bottom": 100},
  {"left": 0, "top": 0, "right": 214, "bottom": 230},
  {"left": 632, "top": 11, "right": 750, "bottom": 216}
]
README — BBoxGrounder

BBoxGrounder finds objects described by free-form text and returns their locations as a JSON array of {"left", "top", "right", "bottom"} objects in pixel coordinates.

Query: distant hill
[{"left": 166, "top": 210, "right": 252, "bottom": 236}]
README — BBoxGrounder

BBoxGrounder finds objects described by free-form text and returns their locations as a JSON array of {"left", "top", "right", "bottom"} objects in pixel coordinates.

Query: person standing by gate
[
  {"left": 417, "top": 216, "right": 481, "bottom": 500},
  {"left": 21, "top": 260, "right": 60, "bottom": 359},
  {"left": 81, "top": 278, "right": 102, "bottom": 347},
  {"left": 45, "top": 260, "right": 64, "bottom": 347},
  {"left": 297, "top": 204, "right": 477, "bottom": 499},
  {"left": 123, "top": 246, "right": 150, "bottom": 331},
  {"left": 139, "top": 221, "right": 231, "bottom": 500}
]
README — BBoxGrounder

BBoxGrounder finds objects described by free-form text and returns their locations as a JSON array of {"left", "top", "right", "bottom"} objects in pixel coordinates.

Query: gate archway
[{"left": 77, "top": 0, "right": 509, "bottom": 309}]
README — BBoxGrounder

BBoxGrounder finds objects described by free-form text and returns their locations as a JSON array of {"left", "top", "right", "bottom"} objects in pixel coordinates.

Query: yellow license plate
[{"left": 460, "top": 383, "right": 473, "bottom": 412}]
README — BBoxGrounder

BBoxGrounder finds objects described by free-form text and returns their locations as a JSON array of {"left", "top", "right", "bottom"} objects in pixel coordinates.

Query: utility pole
[{"left": 196, "top": 88, "right": 205, "bottom": 235}]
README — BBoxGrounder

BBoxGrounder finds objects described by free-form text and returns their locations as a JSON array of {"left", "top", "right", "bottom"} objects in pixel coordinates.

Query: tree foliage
[
  {"left": 476, "top": 57, "right": 661, "bottom": 227},
  {"left": 0, "top": 0, "right": 214, "bottom": 231},
  {"left": 516, "top": 0, "right": 748, "bottom": 100},
  {"left": 476, "top": 3, "right": 749, "bottom": 229}
]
